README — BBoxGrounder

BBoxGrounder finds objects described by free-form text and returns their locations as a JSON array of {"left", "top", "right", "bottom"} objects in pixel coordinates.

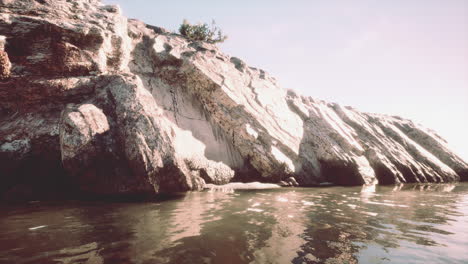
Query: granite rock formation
[{"left": 0, "top": 0, "right": 467, "bottom": 199}]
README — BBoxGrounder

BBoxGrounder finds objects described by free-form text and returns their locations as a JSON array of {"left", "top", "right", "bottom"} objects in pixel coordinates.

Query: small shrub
[{"left": 178, "top": 19, "right": 228, "bottom": 44}]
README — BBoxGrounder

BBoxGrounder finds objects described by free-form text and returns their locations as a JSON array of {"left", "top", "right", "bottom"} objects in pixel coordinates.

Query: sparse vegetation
[{"left": 178, "top": 19, "right": 228, "bottom": 44}]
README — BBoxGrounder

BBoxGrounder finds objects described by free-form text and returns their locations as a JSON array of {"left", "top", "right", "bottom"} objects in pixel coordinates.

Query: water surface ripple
[{"left": 1, "top": 183, "right": 467, "bottom": 264}]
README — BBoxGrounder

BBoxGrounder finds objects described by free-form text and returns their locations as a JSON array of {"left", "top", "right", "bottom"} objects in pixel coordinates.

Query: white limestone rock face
[
  {"left": 60, "top": 103, "right": 110, "bottom": 163},
  {"left": 56, "top": 74, "right": 234, "bottom": 195},
  {"left": 103, "top": 75, "right": 233, "bottom": 193},
  {"left": 128, "top": 27, "right": 467, "bottom": 186},
  {"left": 0, "top": 0, "right": 467, "bottom": 199}
]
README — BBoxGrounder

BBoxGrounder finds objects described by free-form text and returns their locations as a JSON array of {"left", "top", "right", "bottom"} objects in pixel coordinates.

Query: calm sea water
[{"left": 1, "top": 183, "right": 467, "bottom": 264}]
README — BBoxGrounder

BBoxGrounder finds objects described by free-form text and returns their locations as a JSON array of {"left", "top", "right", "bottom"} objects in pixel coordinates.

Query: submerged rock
[
  {"left": 279, "top": 177, "right": 300, "bottom": 187},
  {"left": 0, "top": 0, "right": 467, "bottom": 199}
]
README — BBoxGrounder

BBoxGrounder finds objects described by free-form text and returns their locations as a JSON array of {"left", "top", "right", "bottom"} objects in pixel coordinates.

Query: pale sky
[{"left": 105, "top": 0, "right": 468, "bottom": 161}]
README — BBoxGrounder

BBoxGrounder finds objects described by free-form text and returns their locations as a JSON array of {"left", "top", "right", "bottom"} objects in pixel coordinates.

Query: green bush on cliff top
[{"left": 178, "top": 19, "right": 228, "bottom": 44}]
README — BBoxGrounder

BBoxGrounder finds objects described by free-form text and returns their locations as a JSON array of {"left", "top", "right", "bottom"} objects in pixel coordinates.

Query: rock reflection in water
[
  {"left": 0, "top": 183, "right": 467, "bottom": 264},
  {"left": 147, "top": 191, "right": 278, "bottom": 263}
]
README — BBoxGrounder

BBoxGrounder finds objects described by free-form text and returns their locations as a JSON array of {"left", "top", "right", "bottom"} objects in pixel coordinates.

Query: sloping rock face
[{"left": 0, "top": 0, "right": 466, "bottom": 199}]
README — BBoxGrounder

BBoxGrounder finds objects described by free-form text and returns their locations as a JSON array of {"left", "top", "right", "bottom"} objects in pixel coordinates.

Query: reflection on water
[{"left": 1, "top": 183, "right": 468, "bottom": 264}]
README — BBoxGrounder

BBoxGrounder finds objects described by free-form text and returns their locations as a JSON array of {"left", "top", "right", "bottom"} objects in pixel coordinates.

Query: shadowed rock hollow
[{"left": 0, "top": 0, "right": 467, "bottom": 200}]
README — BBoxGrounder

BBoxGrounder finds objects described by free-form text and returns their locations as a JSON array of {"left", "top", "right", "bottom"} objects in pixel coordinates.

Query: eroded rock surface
[
  {"left": 0, "top": 0, "right": 466, "bottom": 199},
  {"left": 0, "top": 36, "right": 10, "bottom": 80}
]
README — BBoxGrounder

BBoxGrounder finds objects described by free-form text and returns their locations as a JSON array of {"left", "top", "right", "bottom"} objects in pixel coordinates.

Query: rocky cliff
[{"left": 0, "top": 0, "right": 467, "bottom": 200}]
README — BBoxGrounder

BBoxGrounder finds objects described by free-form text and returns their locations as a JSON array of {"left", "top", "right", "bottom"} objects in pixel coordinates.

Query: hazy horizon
[{"left": 105, "top": 0, "right": 468, "bottom": 161}]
